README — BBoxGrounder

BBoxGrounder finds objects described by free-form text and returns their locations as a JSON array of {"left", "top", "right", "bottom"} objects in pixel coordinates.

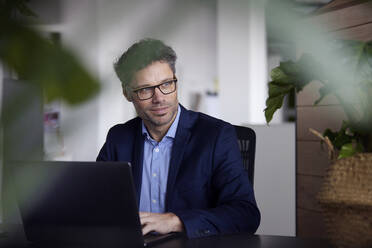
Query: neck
[
  {"left": 146, "top": 126, "right": 167, "bottom": 142},
  {"left": 144, "top": 113, "right": 178, "bottom": 142}
]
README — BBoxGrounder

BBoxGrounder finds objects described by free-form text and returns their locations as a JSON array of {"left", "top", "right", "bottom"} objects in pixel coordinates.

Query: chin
[
  {"left": 151, "top": 118, "right": 171, "bottom": 127},
  {"left": 149, "top": 113, "right": 173, "bottom": 127}
]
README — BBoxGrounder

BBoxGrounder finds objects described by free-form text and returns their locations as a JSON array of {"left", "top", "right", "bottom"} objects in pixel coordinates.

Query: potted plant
[{"left": 265, "top": 40, "right": 372, "bottom": 248}]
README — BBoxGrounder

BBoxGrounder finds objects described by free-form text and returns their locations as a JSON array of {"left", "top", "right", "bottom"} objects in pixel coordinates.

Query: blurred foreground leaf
[
  {"left": 0, "top": 16, "right": 100, "bottom": 105},
  {"left": 0, "top": 0, "right": 37, "bottom": 18},
  {"left": 265, "top": 40, "right": 372, "bottom": 153}
]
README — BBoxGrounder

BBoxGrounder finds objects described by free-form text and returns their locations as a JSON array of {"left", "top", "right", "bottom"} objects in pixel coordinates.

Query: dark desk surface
[
  {"left": 153, "top": 233, "right": 330, "bottom": 248},
  {"left": 0, "top": 225, "right": 330, "bottom": 248}
]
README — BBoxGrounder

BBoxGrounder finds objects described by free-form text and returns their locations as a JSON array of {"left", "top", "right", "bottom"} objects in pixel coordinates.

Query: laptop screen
[{"left": 11, "top": 161, "right": 144, "bottom": 247}]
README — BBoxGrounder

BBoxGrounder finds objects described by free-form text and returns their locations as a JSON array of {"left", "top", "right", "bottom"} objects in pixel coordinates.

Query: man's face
[{"left": 125, "top": 61, "right": 178, "bottom": 129}]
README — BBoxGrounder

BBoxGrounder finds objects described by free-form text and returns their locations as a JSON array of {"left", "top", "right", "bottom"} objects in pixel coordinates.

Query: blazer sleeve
[{"left": 172, "top": 123, "right": 260, "bottom": 238}]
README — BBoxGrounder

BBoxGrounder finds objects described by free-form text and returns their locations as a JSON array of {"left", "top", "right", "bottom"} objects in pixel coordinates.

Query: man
[{"left": 97, "top": 38, "right": 260, "bottom": 238}]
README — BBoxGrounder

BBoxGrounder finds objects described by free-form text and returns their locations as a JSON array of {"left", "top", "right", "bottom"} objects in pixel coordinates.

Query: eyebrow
[{"left": 133, "top": 78, "right": 174, "bottom": 90}]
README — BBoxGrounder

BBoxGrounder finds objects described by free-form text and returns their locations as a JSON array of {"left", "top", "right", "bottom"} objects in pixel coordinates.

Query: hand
[{"left": 139, "top": 212, "right": 184, "bottom": 235}]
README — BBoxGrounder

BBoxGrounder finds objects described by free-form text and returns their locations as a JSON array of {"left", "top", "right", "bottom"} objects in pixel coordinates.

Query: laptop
[{"left": 10, "top": 161, "right": 180, "bottom": 247}]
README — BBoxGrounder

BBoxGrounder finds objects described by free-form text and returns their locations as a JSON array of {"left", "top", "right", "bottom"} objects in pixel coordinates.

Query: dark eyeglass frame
[{"left": 132, "top": 77, "right": 178, "bottom": 100}]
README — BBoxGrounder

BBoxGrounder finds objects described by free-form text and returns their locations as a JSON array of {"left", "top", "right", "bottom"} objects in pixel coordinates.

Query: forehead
[{"left": 132, "top": 61, "right": 173, "bottom": 88}]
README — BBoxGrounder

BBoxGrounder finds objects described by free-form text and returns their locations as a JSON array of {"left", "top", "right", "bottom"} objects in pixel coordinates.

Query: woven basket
[{"left": 318, "top": 153, "right": 372, "bottom": 248}]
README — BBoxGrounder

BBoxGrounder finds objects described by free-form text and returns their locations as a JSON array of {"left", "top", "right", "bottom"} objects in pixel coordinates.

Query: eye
[
  {"left": 138, "top": 87, "right": 152, "bottom": 94},
  {"left": 161, "top": 81, "right": 172, "bottom": 88}
]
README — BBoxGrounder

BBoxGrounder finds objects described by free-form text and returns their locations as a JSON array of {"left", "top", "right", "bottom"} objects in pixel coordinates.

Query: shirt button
[
  {"left": 153, "top": 173, "right": 157, "bottom": 177},
  {"left": 152, "top": 199, "right": 157, "bottom": 204},
  {"left": 154, "top": 148, "right": 159, "bottom": 152}
]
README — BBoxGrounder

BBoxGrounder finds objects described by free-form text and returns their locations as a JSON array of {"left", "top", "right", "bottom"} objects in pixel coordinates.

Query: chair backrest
[{"left": 234, "top": 125, "right": 256, "bottom": 186}]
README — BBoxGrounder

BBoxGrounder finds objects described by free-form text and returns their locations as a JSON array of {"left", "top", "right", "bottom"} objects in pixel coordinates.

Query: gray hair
[{"left": 114, "top": 38, "right": 177, "bottom": 96}]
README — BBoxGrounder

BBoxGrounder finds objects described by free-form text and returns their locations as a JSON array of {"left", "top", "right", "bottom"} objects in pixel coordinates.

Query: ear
[{"left": 123, "top": 88, "right": 132, "bottom": 102}]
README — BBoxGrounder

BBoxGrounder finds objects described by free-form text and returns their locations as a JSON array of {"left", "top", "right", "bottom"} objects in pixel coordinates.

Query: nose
[{"left": 151, "top": 87, "right": 165, "bottom": 103}]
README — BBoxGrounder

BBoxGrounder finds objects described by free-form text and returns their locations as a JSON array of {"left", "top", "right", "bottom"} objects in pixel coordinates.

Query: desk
[
  {"left": 153, "top": 233, "right": 330, "bottom": 248},
  {"left": 0, "top": 225, "right": 330, "bottom": 248}
]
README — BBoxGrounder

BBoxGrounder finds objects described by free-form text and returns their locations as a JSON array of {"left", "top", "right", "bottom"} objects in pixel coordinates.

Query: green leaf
[
  {"left": 270, "top": 68, "right": 292, "bottom": 85},
  {"left": 264, "top": 40, "right": 372, "bottom": 135},
  {"left": 323, "top": 121, "right": 354, "bottom": 150},
  {"left": 338, "top": 143, "right": 358, "bottom": 159},
  {"left": 294, "top": 54, "right": 322, "bottom": 89},
  {"left": 354, "top": 44, "right": 372, "bottom": 82},
  {"left": 0, "top": 18, "right": 100, "bottom": 105},
  {"left": 268, "top": 82, "right": 294, "bottom": 98},
  {"left": 264, "top": 94, "right": 285, "bottom": 123},
  {"left": 265, "top": 54, "right": 319, "bottom": 123},
  {"left": 366, "top": 42, "right": 372, "bottom": 67},
  {"left": 15, "top": 1, "right": 37, "bottom": 17},
  {"left": 333, "top": 133, "right": 353, "bottom": 150},
  {"left": 323, "top": 128, "right": 337, "bottom": 143},
  {"left": 356, "top": 142, "right": 364, "bottom": 153},
  {"left": 279, "top": 61, "right": 299, "bottom": 76},
  {"left": 0, "top": 0, "right": 37, "bottom": 18},
  {"left": 340, "top": 120, "right": 351, "bottom": 132},
  {"left": 314, "top": 84, "right": 332, "bottom": 105},
  {"left": 265, "top": 80, "right": 294, "bottom": 123}
]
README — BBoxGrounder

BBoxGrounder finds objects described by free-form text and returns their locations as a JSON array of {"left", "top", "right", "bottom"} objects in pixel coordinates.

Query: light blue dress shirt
[{"left": 139, "top": 105, "right": 181, "bottom": 213}]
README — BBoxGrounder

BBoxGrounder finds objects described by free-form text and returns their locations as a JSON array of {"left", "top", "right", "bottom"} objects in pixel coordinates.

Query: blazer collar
[
  {"left": 132, "top": 117, "right": 144, "bottom": 205},
  {"left": 165, "top": 104, "right": 197, "bottom": 209},
  {"left": 177, "top": 104, "right": 197, "bottom": 129}
]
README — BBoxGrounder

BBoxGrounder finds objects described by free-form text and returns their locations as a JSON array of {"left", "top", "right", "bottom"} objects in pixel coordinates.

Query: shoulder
[
  {"left": 106, "top": 117, "right": 141, "bottom": 141},
  {"left": 181, "top": 106, "right": 234, "bottom": 136},
  {"left": 198, "top": 112, "right": 230, "bottom": 128},
  {"left": 181, "top": 108, "right": 233, "bottom": 130}
]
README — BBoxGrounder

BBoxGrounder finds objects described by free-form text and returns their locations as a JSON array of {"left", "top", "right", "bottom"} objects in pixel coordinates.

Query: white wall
[
  {"left": 247, "top": 0, "right": 267, "bottom": 125},
  {"left": 217, "top": 0, "right": 267, "bottom": 125}
]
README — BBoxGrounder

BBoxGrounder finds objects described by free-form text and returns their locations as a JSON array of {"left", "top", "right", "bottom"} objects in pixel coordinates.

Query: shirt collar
[{"left": 142, "top": 105, "right": 181, "bottom": 140}]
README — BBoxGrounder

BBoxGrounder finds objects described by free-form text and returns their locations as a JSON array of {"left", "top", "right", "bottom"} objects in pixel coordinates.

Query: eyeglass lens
[{"left": 136, "top": 79, "right": 177, "bottom": 100}]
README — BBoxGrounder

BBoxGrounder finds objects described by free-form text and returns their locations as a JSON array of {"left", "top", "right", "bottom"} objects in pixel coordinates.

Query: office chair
[{"left": 234, "top": 125, "right": 256, "bottom": 186}]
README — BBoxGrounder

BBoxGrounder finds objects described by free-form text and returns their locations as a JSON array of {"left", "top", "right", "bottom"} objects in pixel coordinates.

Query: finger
[
  {"left": 140, "top": 216, "right": 159, "bottom": 227},
  {"left": 140, "top": 216, "right": 150, "bottom": 225},
  {"left": 142, "top": 223, "right": 154, "bottom": 236},
  {"left": 139, "top": 212, "right": 151, "bottom": 218}
]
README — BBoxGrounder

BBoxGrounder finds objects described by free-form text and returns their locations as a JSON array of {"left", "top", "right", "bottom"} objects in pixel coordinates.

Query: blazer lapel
[
  {"left": 165, "top": 105, "right": 194, "bottom": 210},
  {"left": 131, "top": 120, "right": 144, "bottom": 206}
]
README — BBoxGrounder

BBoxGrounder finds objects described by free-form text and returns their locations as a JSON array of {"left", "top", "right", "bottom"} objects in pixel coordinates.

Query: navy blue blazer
[{"left": 97, "top": 105, "right": 260, "bottom": 238}]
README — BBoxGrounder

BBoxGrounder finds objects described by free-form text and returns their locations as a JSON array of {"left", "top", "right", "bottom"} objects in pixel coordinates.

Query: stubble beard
[{"left": 142, "top": 103, "right": 178, "bottom": 128}]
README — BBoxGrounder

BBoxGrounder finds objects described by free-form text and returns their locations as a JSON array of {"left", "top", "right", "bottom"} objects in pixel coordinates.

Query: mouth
[{"left": 150, "top": 106, "right": 169, "bottom": 115}]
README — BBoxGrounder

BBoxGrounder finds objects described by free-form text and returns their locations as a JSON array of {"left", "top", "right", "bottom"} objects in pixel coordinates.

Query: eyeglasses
[{"left": 132, "top": 78, "right": 177, "bottom": 100}]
